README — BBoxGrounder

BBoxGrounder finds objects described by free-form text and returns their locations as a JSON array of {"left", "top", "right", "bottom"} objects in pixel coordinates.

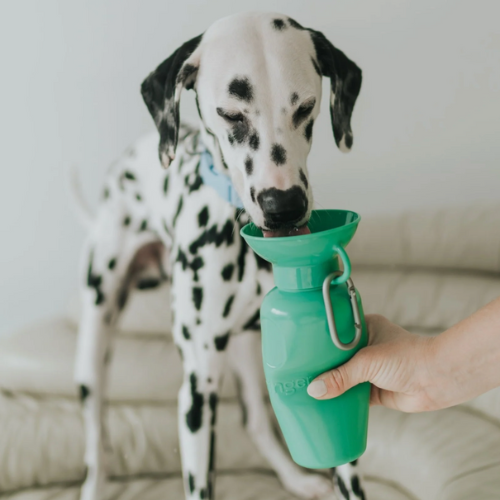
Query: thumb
[{"left": 307, "top": 350, "right": 369, "bottom": 399}]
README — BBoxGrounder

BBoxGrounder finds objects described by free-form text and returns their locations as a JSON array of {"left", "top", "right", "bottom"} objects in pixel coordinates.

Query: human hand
[{"left": 306, "top": 314, "right": 438, "bottom": 412}]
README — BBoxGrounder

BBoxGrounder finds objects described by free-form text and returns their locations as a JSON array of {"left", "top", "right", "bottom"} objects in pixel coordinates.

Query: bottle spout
[{"left": 240, "top": 209, "right": 361, "bottom": 269}]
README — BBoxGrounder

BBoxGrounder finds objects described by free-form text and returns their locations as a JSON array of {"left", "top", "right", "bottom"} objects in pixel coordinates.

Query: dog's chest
[{"left": 105, "top": 126, "right": 268, "bottom": 324}]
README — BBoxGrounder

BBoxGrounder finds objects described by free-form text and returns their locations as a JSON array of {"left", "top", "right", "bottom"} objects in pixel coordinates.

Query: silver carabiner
[{"left": 322, "top": 271, "right": 362, "bottom": 351}]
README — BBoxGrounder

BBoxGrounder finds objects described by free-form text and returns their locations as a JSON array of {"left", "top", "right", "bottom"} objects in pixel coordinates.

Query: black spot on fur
[
  {"left": 188, "top": 473, "right": 195, "bottom": 494},
  {"left": 139, "top": 219, "right": 148, "bottom": 231},
  {"left": 311, "top": 57, "right": 322, "bottom": 76},
  {"left": 136, "top": 193, "right": 142, "bottom": 201},
  {"left": 288, "top": 17, "right": 305, "bottom": 30},
  {"left": 214, "top": 331, "right": 230, "bottom": 351},
  {"left": 79, "top": 384, "right": 90, "bottom": 402},
  {"left": 136, "top": 277, "right": 161, "bottom": 290},
  {"left": 351, "top": 475, "right": 364, "bottom": 499},
  {"left": 182, "top": 325, "right": 191, "bottom": 340},
  {"left": 228, "top": 77, "right": 254, "bottom": 102},
  {"left": 244, "top": 156, "right": 253, "bottom": 175},
  {"left": 200, "top": 488, "right": 207, "bottom": 499},
  {"left": 305, "top": 119, "right": 314, "bottom": 142},
  {"left": 196, "top": 318, "right": 201, "bottom": 325},
  {"left": 237, "top": 239, "right": 247, "bottom": 281},
  {"left": 191, "top": 256, "right": 204, "bottom": 281},
  {"left": 86, "top": 251, "right": 105, "bottom": 305},
  {"left": 186, "top": 373, "right": 204, "bottom": 433},
  {"left": 272, "top": 19, "right": 287, "bottom": 30},
  {"left": 250, "top": 187, "right": 256, "bottom": 203},
  {"left": 256, "top": 282, "right": 262, "bottom": 295},
  {"left": 243, "top": 309, "right": 261, "bottom": 331},
  {"left": 350, "top": 459, "right": 358, "bottom": 466},
  {"left": 209, "top": 393, "right": 218, "bottom": 426},
  {"left": 123, "top": 216, "right": 131, "bottom": 226},
  {"left": 103, "top": 188, "right": 110, "bottom": 200},
  {"left": 163, "top": 175, "right": 169, "bottom": 194},
  {"left": 177, "top": 248, "right": 189, "bottom": 270},
  {"left": 223, "top": 295, "right": 235, "bottom": 318},
  {"left": 108, "top": 258, "right": 116, "bottom": 270},
  {"left": 186, "top": 162, "right": 203, "bottom": 193},
  {"left": 192, "top": 287, "right": 203, "bottom": 311},
  {"left": 198, "top": 206, "right": 209, "bottom": 227},
  {"left": 270, "top": 144, "right": 287, "bottom": 166},
  {"left": 173, "top": 196, "right": 183, "bottom": 227},
  {"left": 336, "top": 474, "right": 350, "bottom": 500},
  {"left": 124, "top": 171, "right": 136, "bottom": 181},
  {"left": 290, "top": 92, "right": 299, "bottom": 105},
  {"left": 228, "top": 133, "right": 234, "bottom": 146},
  {"left": 249, "top": 132, "right": 260, "bottom": 151},
  {"left": 177, "top": 249, "right": 204, "bottom": 281},
  {"left": 208, "top": 430, "right": 216, "bottom": 498},
  {"left": 299, "top": 168, "right": 309, "bottom": 189},
  {"left": 189, "top": 220, "right": 234, "bottom": 255},
  {"left": 221, "top": 263, "right": 234, "bottom": 281}
]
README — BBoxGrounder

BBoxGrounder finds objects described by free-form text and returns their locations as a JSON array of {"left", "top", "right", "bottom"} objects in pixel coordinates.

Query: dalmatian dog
[{"left": 74, "top": 11, "right": 364, "bottom": 500}]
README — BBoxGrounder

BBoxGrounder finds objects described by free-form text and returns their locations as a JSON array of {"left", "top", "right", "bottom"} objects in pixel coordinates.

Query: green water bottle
[{"left": 240, "top": 209, "right": 370, "bottom": 469}]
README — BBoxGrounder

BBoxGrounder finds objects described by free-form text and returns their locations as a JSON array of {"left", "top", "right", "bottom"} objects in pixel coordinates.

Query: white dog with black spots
[{"left": 74, "top": 11, "right": 364, "bottom": 500}]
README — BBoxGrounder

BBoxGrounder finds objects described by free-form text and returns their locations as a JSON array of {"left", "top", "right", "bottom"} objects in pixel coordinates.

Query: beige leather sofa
[{"left": 0, "top": 204, "right": 499, "bottom": 499}]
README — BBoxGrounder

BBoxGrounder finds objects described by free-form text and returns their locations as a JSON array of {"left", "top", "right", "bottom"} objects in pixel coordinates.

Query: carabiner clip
[{"left": 322, "top": 271, "right": 362, "bottom": 351}]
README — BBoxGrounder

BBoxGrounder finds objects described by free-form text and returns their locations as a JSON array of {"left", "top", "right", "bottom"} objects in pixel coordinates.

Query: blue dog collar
[{"left": 199, "top": 149, "right": 244, "bottom": 209}]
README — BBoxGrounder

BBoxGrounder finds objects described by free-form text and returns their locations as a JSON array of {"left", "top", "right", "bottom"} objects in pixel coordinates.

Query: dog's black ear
[
  {"left": 309, "top": 30, "right": 362, "bottom": 152},
  {"left": 141, "top": 34, "right": 203, "bottom": 168}
]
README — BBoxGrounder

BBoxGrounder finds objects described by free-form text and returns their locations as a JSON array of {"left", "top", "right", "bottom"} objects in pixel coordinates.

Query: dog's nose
[{"left": 257, "top": 186, "right": 308, "bottom": 226}]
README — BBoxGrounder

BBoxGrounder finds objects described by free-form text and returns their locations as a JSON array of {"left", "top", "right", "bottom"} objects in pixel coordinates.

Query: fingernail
[{"left": 307, "top": 380, "right": 327, "bottom": 398}]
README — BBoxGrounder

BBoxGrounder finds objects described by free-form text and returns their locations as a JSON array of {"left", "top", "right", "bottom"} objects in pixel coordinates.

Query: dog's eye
[
  {"left": 216, "top": 108, "right": 245, "bottom": 124},
  {"left": 292, "top": 98, "right": 316, "bottom": 128}
]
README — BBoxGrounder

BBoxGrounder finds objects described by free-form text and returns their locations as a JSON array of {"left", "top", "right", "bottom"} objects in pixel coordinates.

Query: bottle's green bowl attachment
[{"left": 241, "top": 209, "right": 370, "bottom": 468}]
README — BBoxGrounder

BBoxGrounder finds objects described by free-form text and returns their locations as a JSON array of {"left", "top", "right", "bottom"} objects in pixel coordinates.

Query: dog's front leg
[{"left": 172, "top": 264, "right": 231, "bottom": 500}]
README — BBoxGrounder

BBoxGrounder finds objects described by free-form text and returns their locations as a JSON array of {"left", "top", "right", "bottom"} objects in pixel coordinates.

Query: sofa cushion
[
  {"left": 0, "top": 317, "right": 245, "bottom": 402},
  {"left": 349, "top": 204, "right": 500, "bottom": 273},
  {"left": 0, "top": 391, "right": 268, "bottom": 494},
  {"left": 1, "top": 387, "right": 499, "bottom": 498},
  {"left": 353, "top": 268, "right": 500, "bottom": 332},
  {"left": 361, "top": 405, "right": 500, "bottom": 500},
  {"left": 0, "top": 475, "right": 416, "bottom": 500}
]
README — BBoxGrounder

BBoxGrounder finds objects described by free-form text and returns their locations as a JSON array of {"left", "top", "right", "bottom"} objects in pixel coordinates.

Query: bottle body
[{"left": 261, "top": 283, "right": 370, "bottom": 469}]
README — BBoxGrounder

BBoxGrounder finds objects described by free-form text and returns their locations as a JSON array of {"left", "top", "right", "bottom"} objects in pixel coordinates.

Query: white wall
[{"left": 1, "top": 0, "right": 499, "bottom": 336}]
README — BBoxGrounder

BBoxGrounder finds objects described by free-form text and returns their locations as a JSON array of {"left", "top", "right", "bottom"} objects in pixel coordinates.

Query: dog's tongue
[{"left": 263, "top": 226, "right": 311, "bottom": 238}]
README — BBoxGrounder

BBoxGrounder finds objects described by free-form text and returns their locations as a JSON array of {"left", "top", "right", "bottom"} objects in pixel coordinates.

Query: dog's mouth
[{"left": 262, "top": 224, "right": 311, "bottom": 238}]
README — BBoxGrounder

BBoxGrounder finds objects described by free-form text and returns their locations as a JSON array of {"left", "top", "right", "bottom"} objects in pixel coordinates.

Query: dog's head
[{"left": 141, "top": 12, "right": 362, "bottom": 235}]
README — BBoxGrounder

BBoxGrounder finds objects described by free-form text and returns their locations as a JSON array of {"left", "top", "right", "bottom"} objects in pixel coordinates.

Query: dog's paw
[{"left": 280, "top": 470, "right": 333, "bottom": 499}]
